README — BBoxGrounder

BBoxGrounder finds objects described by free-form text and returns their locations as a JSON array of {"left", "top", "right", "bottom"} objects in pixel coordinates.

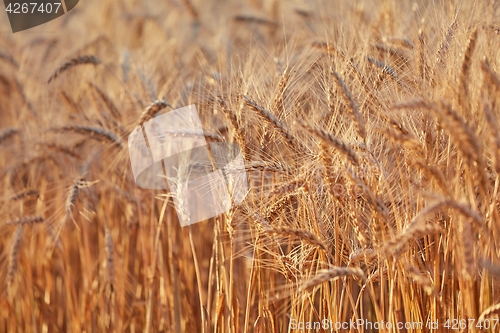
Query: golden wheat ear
[{"left": 47, "top": 55, "right": 101, "bottom": 83}]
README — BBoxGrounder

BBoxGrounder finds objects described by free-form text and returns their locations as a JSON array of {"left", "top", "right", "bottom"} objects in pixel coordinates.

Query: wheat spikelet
[
  {"left": 138, "top": 99, "right": 172, "bottom": 126},
  {"left": 245, "top": 161, "right": 290, "bottom": 173},
  {"left": 0, "top": 127, "right": 19, "bottom": 145},
  {"left": 265, "top": 227, "right": 327, "bottom": 251},
  {"left": 299, "top": 267, "right": 366, "bottom": 292},
  {"left": 298, "top": 119, "right": 359, "bottom": 166},
  {"left": 52, "top": 125, "right": 123, "bottom": 147},
  {"left": 7, "top": 226, "right": 22, "bottom": 290},
  {"left": 330, "top": 69, "right": 366, "bottom": 140},
  {"left": 6, "top": 215, "right": 44, "bottom": 226},
  {"left": 243, "top": 95, "right": 307, "bottom": 152},
  {"left": 48, "top": 55, "right": 101, "bottom": 83}
]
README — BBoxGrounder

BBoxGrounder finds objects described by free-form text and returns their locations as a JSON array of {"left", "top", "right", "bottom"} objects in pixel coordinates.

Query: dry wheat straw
[
  {"left": 331, "top": 69, "right": 366, "bottom": 140},
  {"left": 48, "top": 55, "right": 101, "bottom": 83},
  {"left": 299, "top": 267, "right": 366, "bottom": 292}
]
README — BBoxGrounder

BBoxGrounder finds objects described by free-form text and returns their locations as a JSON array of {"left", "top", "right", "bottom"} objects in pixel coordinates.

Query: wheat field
[{"left": 2, "top": 0, "right": 500, "bottom": 332}]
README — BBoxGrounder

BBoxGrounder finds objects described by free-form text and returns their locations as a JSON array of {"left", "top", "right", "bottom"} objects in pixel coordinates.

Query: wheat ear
[
  {"left": 0, "top": 128, "right": 19, "bottom": 145},
  {"left": 6, "top": 189, "right": 40, "bottom": 202},
  {"left": 243, "top": 95, "right": 307, "bottom": 152},
  {"left": 298, "top": 119, "right": 359, "bottom": 166},
  {"left": 138, "top": 99, "right": 173, "bottom": 126},
  {"left": 459, "top": 28, "right": 478, "bottom": 100},
  {"left": 6, "top": 215, "right": 44, "bottom": 226},
  {"left": 7, "top": 226, "right": 23, "bottom": 290},
  {"left": 436, "top": 20, "right": 458, "bottom": 67},
  {"left": 330, "top": 69, "right": 366, "bottom": 140},
  {"left": 104, "top": 226, "right": 115, "bottom": 287},
  {"left": 48, "top": 55, "right": 101, "bottom": 83},
  {"left": 52, "top": 126, "right": 123, "bottom": 147}
]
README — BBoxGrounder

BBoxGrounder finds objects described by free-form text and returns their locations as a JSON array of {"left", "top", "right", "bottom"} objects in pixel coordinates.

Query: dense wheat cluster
[{"left": 2, "top": 0, "right": 500, "bottom": 332}]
